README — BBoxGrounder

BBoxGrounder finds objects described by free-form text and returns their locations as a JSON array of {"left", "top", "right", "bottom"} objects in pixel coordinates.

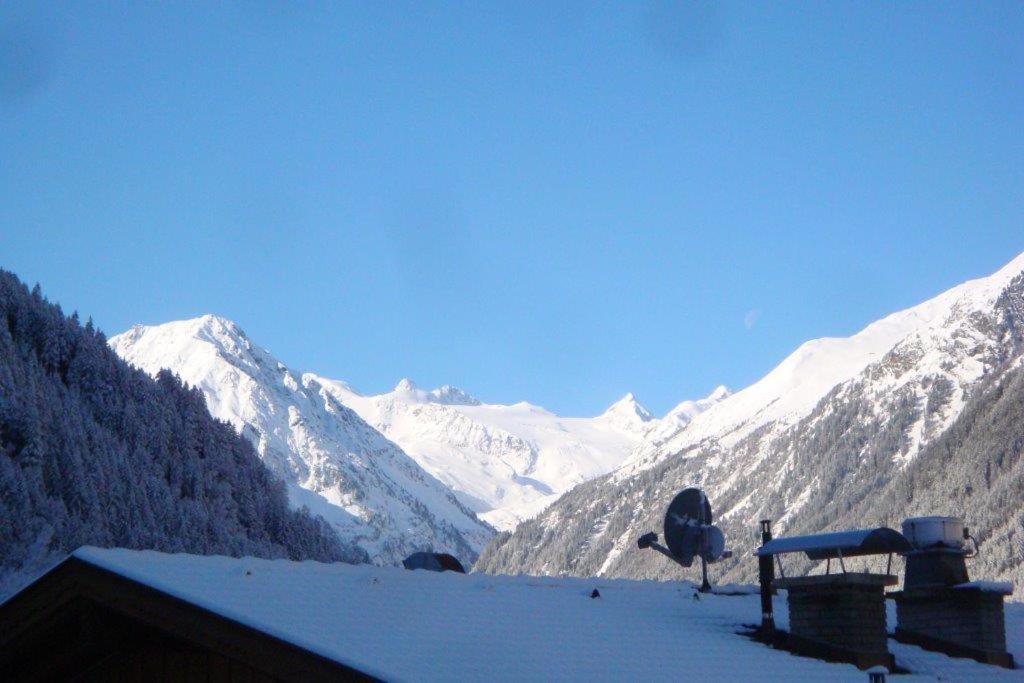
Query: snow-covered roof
[
  {"left": 955, "top": 581, "right": 1016, "bottom": 595},
  {"left": 757, "top": 528, "right": 912, "bottom": 560},
  {"left": 66, "top": 548, "right": 1023, "bottom": 682}
]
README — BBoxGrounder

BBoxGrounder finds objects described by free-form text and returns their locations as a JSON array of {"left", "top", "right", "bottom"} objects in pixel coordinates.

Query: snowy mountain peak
[
  {"left": 394, "top": 378, "right": 418, "bottom": 393},
  {"left": 313, "top": 381, "right": 671, "bottom": 530},
  {"left": 706, "top": 385, "right": 731, "bottom": 402},
  {"left": 627, "top": 384, "right": 733, "bottom": 450},
  {"left": 124, "top": 314, "right": 248, "bottom": 348},
  {"left": 601, "top": 393, "right": 653, "bottom": 422},
  {"left": 428, "top": 384, "right": 482, "bottom": 406},
  {"left": 110, "top": 318, "right": 732, "bottom": 536},
  {"left": 661, "top": 385, "right": 731, "bottom": 424},
  {"left": 593, "top": 393, "right": 654, "bottom": 438},
  {"left": 195, "top": 313, "right": 245, "bottom": 335},
  {"left": 482, "top": 250, "right": 1024, "bottom": 592},
  {"left": 197, "top": 312, "right": 240, "bottom": 330},
  {"left": 109, "top": 322, "right": 494, "bottom": 566},
  {"left": 108, "top": 315, "right": 283, "bottom": 395},
  {"left": 386, "top": 379, "right": 481, "bottom": 406}
]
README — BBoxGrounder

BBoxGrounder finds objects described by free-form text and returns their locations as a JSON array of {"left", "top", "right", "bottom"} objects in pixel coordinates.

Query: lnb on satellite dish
[{"left": 635, "top": 487, "right": 731, "bottom": 592}]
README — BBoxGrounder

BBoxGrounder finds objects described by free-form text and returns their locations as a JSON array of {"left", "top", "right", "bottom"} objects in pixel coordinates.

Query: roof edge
[{"left": 1, "top": 554, "right": 380, "bottom": 682}]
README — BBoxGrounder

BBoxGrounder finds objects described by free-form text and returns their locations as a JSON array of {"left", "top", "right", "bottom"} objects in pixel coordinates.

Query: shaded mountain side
[
  {"left": 0, "top": 271, "right": 364, "bottom": 598},
  {"left": 476, "top": 360, "right": 1024, "bottom": 596},
  {"left": 477, "top": 273, "right": 1024, "bottom": 599}
]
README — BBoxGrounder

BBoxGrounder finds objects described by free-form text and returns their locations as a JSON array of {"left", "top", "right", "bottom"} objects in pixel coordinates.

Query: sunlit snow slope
[
  {"left": 623, "top": 250, "right": 1024, "bottom": 477},
  {"left": 313, "top": 380, "right": 681, "bottom": 529},
  {"left": 110, "top": 316, "right": 493, "bottom": 566},
  {"left": 110, "top": 314, "right": 722, "bottom": 533}
]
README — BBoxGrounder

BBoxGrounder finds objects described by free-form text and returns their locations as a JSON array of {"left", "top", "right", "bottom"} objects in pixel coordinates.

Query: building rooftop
[{"left": 39, "top": 548, "right": 1024, "bottom": 681}]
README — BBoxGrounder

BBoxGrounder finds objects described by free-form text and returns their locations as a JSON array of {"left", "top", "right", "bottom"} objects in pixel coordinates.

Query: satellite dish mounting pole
[{"left": 698, "top": 503, "right": 712, "bottom": 593}]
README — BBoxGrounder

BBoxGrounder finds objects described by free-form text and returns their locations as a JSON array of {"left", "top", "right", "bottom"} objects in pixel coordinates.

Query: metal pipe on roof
[{"left": 758, "top": 519, "right": 775, "bottom": 637}]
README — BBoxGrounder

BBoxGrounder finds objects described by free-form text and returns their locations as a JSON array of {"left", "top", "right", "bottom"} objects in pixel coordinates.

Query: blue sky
[{"left": 2, "top": 2, "right": 1022, "bottom": 416}]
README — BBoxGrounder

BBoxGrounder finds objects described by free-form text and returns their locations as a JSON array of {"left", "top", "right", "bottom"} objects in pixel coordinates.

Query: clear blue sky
[{"left": 2, "top": 2, "right": 1022, "bottom": 416}]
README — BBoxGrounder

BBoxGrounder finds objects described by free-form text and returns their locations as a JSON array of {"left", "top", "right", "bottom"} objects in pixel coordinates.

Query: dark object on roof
[
  {"left": 0, "top": 556, "right": 378, "bottom": 682},
  {"left": 663, "top": 488, "right": 713, "bottom": 561},
  {"left": 636, "top": 487, "right": 731, "bottom": 593},
  {"left": 757, "top": 527, "right": 912, "bottom": 561},
  {"left": 402, "top": 552, "right": 466, "bottom": 573}
]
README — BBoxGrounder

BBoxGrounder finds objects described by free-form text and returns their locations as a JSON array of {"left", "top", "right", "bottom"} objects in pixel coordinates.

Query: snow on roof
[
  {"left": 71, "top": 548, "right": 1023, "bottom": 682},
  {"left": 757, "top": 528, "right": 912, "bottom": 560},
  {"left": 955, "top": 581, "right": 1015, "bottom": 595}
]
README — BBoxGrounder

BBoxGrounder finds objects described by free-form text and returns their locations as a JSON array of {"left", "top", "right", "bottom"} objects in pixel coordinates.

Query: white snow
[
  {"left": 662, "top": 384, "right": 731, "bottom": 425},
  {"left": 955, "top": 581, "right": 1016, "bottom": 594},
  {"left": 109, "top": 314, "right": 680, "bottom": 534},
  {"left": 309, "top": 377, "right": 659, "bottom": 530},
  {"left": 620, "top": 250, "right": 1024, "bottom": 476},
  {"left": 68, "top": 547, "right": 1024, "bottom": 682},
  {"left": 109, "top": 315, "right": 493, "bottom": 565}
]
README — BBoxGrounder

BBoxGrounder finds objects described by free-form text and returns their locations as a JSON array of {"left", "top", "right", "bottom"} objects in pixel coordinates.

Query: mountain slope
[
  {"left": 313, "top": 380, "right": 724, "bottom": 530},
  {"left": 477, "top": 252, "right": 1024, "bottom": 597},
  {"left": 110, "top": 316, "right": 493, "bottom": 566},
  {"left": 622, "top": 252, "right": 1024, "bottom": 477},
  {"left": 0, "top": 271, "right": 359, "bottom": 599}
]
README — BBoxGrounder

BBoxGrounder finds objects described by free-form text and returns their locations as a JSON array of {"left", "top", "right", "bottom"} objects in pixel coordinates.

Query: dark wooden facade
[{"left": 0, "top": 557, "right": 377, "bottom": 682}]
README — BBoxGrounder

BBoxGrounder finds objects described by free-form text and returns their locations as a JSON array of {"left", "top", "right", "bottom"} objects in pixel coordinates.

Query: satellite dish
[
  {"left": 664, "top": 488, "right": 713, "bottom": 565},
  {"left": 703, "top": 524, "right": 726, "bottom": 562},
  {"left": 667, "top": 488, "right": 713, "bottom": 526},
  {"left": 636, "top": 487, "right": 731, "bottom": 592}
]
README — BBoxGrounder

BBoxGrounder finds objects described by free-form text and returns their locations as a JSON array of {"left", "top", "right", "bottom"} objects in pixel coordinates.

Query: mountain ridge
[
  {"left": 0, "top": 273, "right": 359, "bottom": 600},
  {"left": 111, "top": 316, "right": 721, "bottom": 534},
  {"left": 303, "top": 374, "right": 663, "bottom": 530},
  {"left": 477, "top": 251, "right": 1024, "bottom": 598},
  {"left": 110, "top": 315, "right": 494, "bottom": 566}
]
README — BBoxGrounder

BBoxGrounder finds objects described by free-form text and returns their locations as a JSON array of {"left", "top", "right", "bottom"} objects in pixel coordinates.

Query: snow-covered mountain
[
  {"left": 109, "top": 316, "right": 493, "bottom": 566},
  {"left": 110, "top": 315, "right": 726, "bottom": 536},
  {"left": 312, "top": 380, "right": 692, "bottom": 530},
  {"left": 478, "top": 251, "right": 1024, "bottom": 597},
  {"left": 0, "top": 272, "right": 362, "bottom": 601},
  {"left": 620, "top": 252, "right": 1024, "bottom": 479}
]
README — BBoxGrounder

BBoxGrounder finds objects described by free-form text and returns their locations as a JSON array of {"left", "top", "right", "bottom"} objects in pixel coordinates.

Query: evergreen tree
[{"left": 0, "top": 270, "right": 366, "bottom": 597}]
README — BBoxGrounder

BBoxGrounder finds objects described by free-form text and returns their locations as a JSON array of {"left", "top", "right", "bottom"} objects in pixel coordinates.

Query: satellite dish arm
[
  {"left": 637, "top": 532, "right": 695, "bottom": 569},
  {"left": 648, "top": 540, "right": 679, "bottom": 563}
]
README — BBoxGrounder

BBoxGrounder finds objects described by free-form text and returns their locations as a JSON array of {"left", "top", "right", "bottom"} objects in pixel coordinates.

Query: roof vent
[
  {"left": 902, "top": 516, "right": 966, "bottom": 552},
  {"left": 402, "top": 552, "right": 466, "bottom": 573},
  {"left": 893, "top": 517, "right": 1014, "bottom": 667}
]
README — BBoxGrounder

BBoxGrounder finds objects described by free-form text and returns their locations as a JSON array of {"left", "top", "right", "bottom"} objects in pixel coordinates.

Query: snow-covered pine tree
[{"left": 0, "top": 270, "right": 366, "bottom": 598}]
